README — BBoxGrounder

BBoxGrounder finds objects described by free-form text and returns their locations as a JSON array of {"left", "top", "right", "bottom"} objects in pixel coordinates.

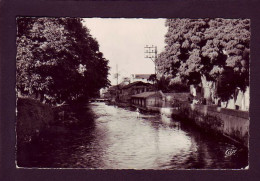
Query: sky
[{"left": 83, "top": 18, "right": 167, "bottom": 85}]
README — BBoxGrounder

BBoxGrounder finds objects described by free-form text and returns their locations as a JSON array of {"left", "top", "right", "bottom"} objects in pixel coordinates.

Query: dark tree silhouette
[
  {"left": 156, "top": 18, "right": 250, "bottom": 100},
  {"left": 148, "top": 74, "right": 157, "bottom": 84},
  {"left": 16, "top": 17, "right": 110, "bottom": 104}
]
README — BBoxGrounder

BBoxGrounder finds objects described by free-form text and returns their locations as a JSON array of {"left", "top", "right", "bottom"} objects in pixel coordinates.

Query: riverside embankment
[
  {"left": 171, "top": 101, "right": 249, "bottom": 147},
  {"left": 16, "top": 98, "right": 93, "bottom": 166},
  {"left": 16, "top": 98, "right": 55, "bottom": 145},
  {"left": 110, "top": 97, "right": 249, "bottom": 148},
  {"left": 131, "top": 97, "right": 249, "bottom": 147}
]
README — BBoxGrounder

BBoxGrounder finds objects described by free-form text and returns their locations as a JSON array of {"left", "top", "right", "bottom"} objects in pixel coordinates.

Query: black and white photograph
[{"left": 16, "top": 17, "right": 250, "bottom": 169}]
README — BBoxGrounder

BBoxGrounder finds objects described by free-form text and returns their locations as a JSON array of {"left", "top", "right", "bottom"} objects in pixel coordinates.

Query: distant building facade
[
  {"left": 189, "top": 76, "right": 249, "bottom": 111},
  {"left": 103, "top": 85, "right": 118, "bottom": 102},
  {"left": 100, "top": 88, "right": 108, "bottom": 98},
  {"left": 131, "top": 91, "right": 191, "bottom": 108},
  {"left": 130, "top": 74, "right": 152, "bottom": 83},
  {"left": 118, "top": 81, "right": 153, "bottom": 103},
  {"left": 131, "top": 91, "right": 165, "bottom": 108}
]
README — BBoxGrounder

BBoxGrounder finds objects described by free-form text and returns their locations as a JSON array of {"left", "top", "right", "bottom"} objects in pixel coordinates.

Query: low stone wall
[{"left": 175, "top": 102, "right": 249, "bottom": 147}]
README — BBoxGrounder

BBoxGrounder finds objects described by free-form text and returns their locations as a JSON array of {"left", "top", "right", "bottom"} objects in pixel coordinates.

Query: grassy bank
[
  {"left": 16, "top": 98, "right": 55, "bottom": 145},
  {"left": 16, "top": 98, "right": 95, "bottom": 145},
  {"left": 16, "top": 98, "right": 96, "bottom": 167}
]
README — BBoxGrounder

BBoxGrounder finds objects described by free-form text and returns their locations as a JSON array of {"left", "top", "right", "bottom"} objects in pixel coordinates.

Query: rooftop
[{"left": 122, "top": 81, "right": 152, "bottom": 89}]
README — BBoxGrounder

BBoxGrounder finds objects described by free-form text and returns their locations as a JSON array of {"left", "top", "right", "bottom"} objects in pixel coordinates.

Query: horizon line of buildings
[{"left": 100, "top": 74, "right": 249, "bottom": 112}]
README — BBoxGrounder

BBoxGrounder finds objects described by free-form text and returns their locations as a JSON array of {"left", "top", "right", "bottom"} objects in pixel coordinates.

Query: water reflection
[
  {"left": 19, "top": 102, "right": 248, "bottom": 169},
  {"left": 86, "top": 103, "right": 191, "bottom": 169}
]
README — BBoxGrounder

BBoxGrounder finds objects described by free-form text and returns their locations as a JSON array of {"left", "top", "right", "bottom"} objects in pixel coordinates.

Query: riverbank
[
  {"left": 16, "top": 98, "right": 94, "bottom": 167},
  {"left": 16, "top": 98, "right": 55, "bottom": 145},
  {"left": 171, "top": 101, "right": 249, "bottom": 148}
]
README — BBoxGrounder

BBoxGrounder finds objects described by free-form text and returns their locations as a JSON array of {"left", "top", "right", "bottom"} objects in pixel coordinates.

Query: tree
[
  {"left": 148, "top": 74, "right": 157, "bottom": 84},
  {"left": 156, "top": 75, "right": 170, "bottom": 92},
  {"left": 16, "top": 17, "right": 110, "bottom": 104},
  {"left": 156, "top": 18, "right": 250, "bottom": 100}
]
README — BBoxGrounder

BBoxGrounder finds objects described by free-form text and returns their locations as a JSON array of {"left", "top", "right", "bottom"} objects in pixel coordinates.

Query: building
[
  {"left": 131, "top": 91, "right": 165, "bottom": 108},
  {"left": 103, "top": 85, "right": 118, "bottom": 102},
  {"left": 131, "top": 91, "right": 191, "bottom": 108},
  {"left": 130, "top": 74, "right": 153, "bottom": 83},
  {"left": 118, "top": 81, "right": 153, "bottom": 103},
  {"left": 190, "top": 80, "right": 249, "bottom": 111},
  {"left": 120, "top": 77, "right": 131, "bottom": 85},
  {"left": 100, "top": 88, "right": 108, "bottom": 98}
]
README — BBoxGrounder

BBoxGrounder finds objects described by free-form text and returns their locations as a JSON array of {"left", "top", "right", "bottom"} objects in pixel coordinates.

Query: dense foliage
[
  {"left": 16, "top": 17, "right": 110, "bottom": 104},
  {"left": 156, "top": 18, "right": 250, "bottom": 100}
]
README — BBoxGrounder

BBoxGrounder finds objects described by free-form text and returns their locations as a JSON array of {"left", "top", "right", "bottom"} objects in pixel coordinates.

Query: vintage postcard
[{"left": 16, "top": 17, "right": 249, "bottom": 169}]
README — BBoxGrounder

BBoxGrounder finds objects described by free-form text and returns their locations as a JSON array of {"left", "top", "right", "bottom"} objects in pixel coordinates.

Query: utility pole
[
  {"left": 144, "top": 45, "right": 157, "bottom": 89},
  {"left": 114, "top": 64, "right": 120, "bottom": 101},
  {"left": 144, "top": 45, "right": 157, "bottom": 75}
]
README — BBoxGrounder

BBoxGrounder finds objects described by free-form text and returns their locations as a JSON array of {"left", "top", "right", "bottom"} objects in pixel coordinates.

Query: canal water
[{"left": 19, "top": 102, "right": 248, "bottom": 169}]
